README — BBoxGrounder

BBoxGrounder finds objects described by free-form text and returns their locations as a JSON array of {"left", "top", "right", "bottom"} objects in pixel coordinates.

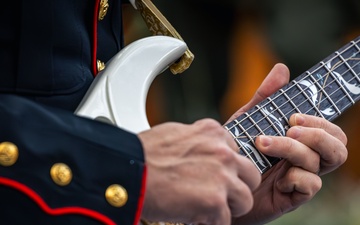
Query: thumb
[{"left": 226, "top": 63, "right": 290, "bottom": 123}]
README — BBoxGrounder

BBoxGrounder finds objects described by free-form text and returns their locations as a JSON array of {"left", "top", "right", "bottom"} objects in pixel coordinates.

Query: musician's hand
[
  {"left": 229, "top": 63, "right": 348, "bottom": 225},
  {"left": 138, "top": 119, "right": 261, "bottom": 225}
]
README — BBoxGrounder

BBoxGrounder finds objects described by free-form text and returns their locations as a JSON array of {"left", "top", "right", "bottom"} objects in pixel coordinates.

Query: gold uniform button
[
  {"left": 98, "top": 0, "right": 109, "bottom": 21},
  {"left": 105, "top": 184, "right": 128, "bottom": 207},
  {"left": 50, "top": 163, "right": 72, "bottom": 186},
  {"left": 0, "top": 142, "right": 19, "bottom": 166},
  {"left": 97, "top": 59, "right": 106, "bottom": 72}
]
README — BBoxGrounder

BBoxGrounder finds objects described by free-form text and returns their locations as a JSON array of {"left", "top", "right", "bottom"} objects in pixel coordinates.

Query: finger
[
  {"left": 226, "top": 64, "right": 290, "bottom": 123},
  {"left": 194, "top": 196, "right": 231, "bottom": 225},
  {"left": 286, "top": 124, "right": 348, "bottom": 175},
  {"left": 212, "top": 204, "right": 231, "bottom": 225},
  {"left": 195, "top": 118, "right": 239, "bottom": 151},
  {"left": 277, "top": 167, "right": 322, "bottom": 206},
  {"left": 244, "top": 63, "right": 290, "bottom": 110},
  {"left": 234, "top": 154, "right": 261, "bottom": 191},
  {"left": 226, "top": 173, "right": 255, "bottom": 217},
  {"left": 255, "top": 135, "right": 321, "bottom": 174},
  {"left": 289, "top": 114, "right": 348, "bottom": 145}
]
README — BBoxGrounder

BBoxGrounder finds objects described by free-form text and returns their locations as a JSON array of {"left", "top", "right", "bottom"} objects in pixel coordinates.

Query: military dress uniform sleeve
[{"left": 0, "top": 94, "right": 146, "bottom": 225}]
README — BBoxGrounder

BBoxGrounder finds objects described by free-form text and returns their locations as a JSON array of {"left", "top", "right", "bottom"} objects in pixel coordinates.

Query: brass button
[
  {"left": 105, "top": 184, "right": 128, "bottom": 207},
  {"left": 97, "top": 60, "right": 106, "bottom": 72},
  {"left": 50, "top": 163, "right": 72, "bottom": 186},
  {"left": 98, "top": 0, "right": 109, "bottom": 21},
  {"left": 0, "top": 142, "right": 19, "bottom": 166}
]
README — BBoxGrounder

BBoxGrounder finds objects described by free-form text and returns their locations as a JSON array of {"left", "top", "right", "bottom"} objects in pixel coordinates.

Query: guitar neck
[{"left": 224, "top": 36, "right": 360, "bottom": 174}]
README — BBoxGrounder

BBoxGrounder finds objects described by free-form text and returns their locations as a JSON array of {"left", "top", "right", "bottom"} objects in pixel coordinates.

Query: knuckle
[
  {"left": 313, "top": 176, "right": 323, "bottom": 191},
  {"left": 311, "top": 129, "right": 327, "bottom": 145},
  {"left": 214, "top": 145, "right": 235, "bottom": 163},
  {"left": 205, "top": 194, "right": 227, "bottom": 212},
  {"left": 234, "top": 184, "right": 254, "bottom": 214},
  {"left": 318, "top": 117, "right": 329, "bottom": 129},
  {"left": 196, "top": 118, "right": 221, "bottom": 129},
  {"left": 198, "top": 119, "right": 224, "bottom": 134},
  {"left": 281, "top": 136, "right": 295, "bottom": 154},
  {"left": 337, "top": 127, "right": 348, "bottom": 145},
  {"left": 336, "top": 145, "right": 348, "bottom": 165}
]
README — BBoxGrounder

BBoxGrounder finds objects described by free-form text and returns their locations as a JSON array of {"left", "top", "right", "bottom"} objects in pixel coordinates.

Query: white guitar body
[{"left": 75, "top": 36, "right": 187, "bottom": 133}]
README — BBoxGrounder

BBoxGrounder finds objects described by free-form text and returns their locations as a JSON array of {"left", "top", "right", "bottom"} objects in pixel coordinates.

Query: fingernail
[
  {"left": 258, "top": 135, "right": 272, "bottom": 147},
  {"left": 295, "top": 114, "right": 305, "bottom": 125}
]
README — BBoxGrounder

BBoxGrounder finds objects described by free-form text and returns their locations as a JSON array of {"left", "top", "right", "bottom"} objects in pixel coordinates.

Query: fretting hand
[{"left": 229, "top": 63, "right": 348, "bottom": 225}]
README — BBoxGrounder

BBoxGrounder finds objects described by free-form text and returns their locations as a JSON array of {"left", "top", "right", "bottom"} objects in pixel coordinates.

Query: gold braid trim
[{"left": 134, "top": 0, "right": 194, "bottom": 74}]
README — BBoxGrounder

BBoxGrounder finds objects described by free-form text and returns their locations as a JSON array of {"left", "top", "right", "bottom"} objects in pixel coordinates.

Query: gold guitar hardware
[{"left": 134, "top": 0, "right": 194, "bottom": 75}]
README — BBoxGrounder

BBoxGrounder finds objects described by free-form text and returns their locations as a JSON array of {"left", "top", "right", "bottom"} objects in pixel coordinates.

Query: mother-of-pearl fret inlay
[{"left": 224, "top": 36, "right": 360, "bottom": 174}]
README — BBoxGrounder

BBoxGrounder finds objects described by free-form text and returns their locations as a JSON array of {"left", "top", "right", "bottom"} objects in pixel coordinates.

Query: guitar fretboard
[{"left": 224, "top": 36, "right": 360, "bottom": 174}]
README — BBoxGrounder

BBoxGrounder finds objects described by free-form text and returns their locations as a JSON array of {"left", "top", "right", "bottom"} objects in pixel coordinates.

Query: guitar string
[
  {"left": 234, "top": 56, "right": 360, "bottom": 142},
  {"left": 229, "top": 38, "right": 360, "bottom": 171},
  {"left": 238, "top": 51, "right": 359, "bottom": 156},
  {"left": 298, "top": 58, "right": 360, "bottom": 117},
  {"left": 228, "top": 38, "right": 360, "bottom": 136},
  {"left": 242, "top": 57, "right": 360, "bottom": 172},
  {"left": 317, "top": 57, "right": 360, "bottom": 110},
  {"left": 229, "top": 37, "right": 360, "bottom": 133},
  {"left": 236, "top": 58, "right": 360, "bottom": 172}
]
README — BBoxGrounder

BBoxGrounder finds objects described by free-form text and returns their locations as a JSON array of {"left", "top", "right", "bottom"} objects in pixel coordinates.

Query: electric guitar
[
  {"left": 76, "top": 35, "right": 360, "bottom": 176},
  {"left": 75, "top": 34, "right": 360, "bottom": 225}
]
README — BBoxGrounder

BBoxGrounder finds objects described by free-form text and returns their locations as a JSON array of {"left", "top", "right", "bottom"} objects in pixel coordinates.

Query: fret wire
[
  {"left": 232, "top": 119, "right": 270, "bottom": 172},
  {"left": 226, "top": 46, "right": 351, "bottom": 131},
  {"left": 320, "top": 60, "right": 343, "bottom": 92},
  {"left": 279, "top": 88, "right": 301, "bottom": 113},
  {"left": 336, "top": 51, "right": 360, "bottom": 83},
  {"left": 329, "top": 60, "right": 360, "bottom": 103},
  {"left": 245, "top": 112, "right": 266, "bottom": 136},
  {"left": 337, "top": 51, "right": 360, "bottom": 83},
  {"left": 224, "top": 123, "right": 250, "bottom": 153},
  {"left": 301, "top": 59, "right": 360, "bottom": 118},
  {"left": 255, "top": 105, "right": 284, "bottom": 136},
  {"left": 241, "top": 113, "right": 274, "bottom": 168},
  {"left": 224, "top": 125, "right": 252, "bottom": 158},
  {"left": 268, "top": 96, "right": 289, "bottom": 124},
  {"left": 224, "top": 125, "right": 262, "bottom": 171},
  {"left": 233, "top": 118, "right": 272, "bottom": 169},
  {"left": 294, "top": 79, "right": 327, "bottom": 117},
  {"left": 320, "top": 58, "right": 360, "bottom": 103},
  {"left": 299, "top": 59, "right": 360, "bottom": 116},
  {"left": 272, "top": 39, "right": 360, "bottom": 120},
  {"left": 223, "top": 36, "right": 360, "bottom": 173},
  {"left": 233, "top": 119, "right": 254, "bottom": 143},
  {"left": 247, "top": 90, "right": 296, "bottom": 139},
  {"left": 235, "top": 56, "right": 359, "bottom": 138},
  {"left": 308, "top": 71, "right": 342, "bottom": 115},
  {"left": 332, "top": 53, "right": 356, "bottom": 104},
  {"left": 243, "top": 88, "right": 298, "bottom": 139},
  {"left": 353, "top": 40, "right": 360, "bottom": 58},
  {"left": 226, "top": 36, "right": 359, "bottom": 140}
]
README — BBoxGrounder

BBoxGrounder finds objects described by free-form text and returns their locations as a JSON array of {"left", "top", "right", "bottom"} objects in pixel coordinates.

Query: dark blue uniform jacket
[{"left": 0, "top": 0, "right": 146, "bottom": 224}]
